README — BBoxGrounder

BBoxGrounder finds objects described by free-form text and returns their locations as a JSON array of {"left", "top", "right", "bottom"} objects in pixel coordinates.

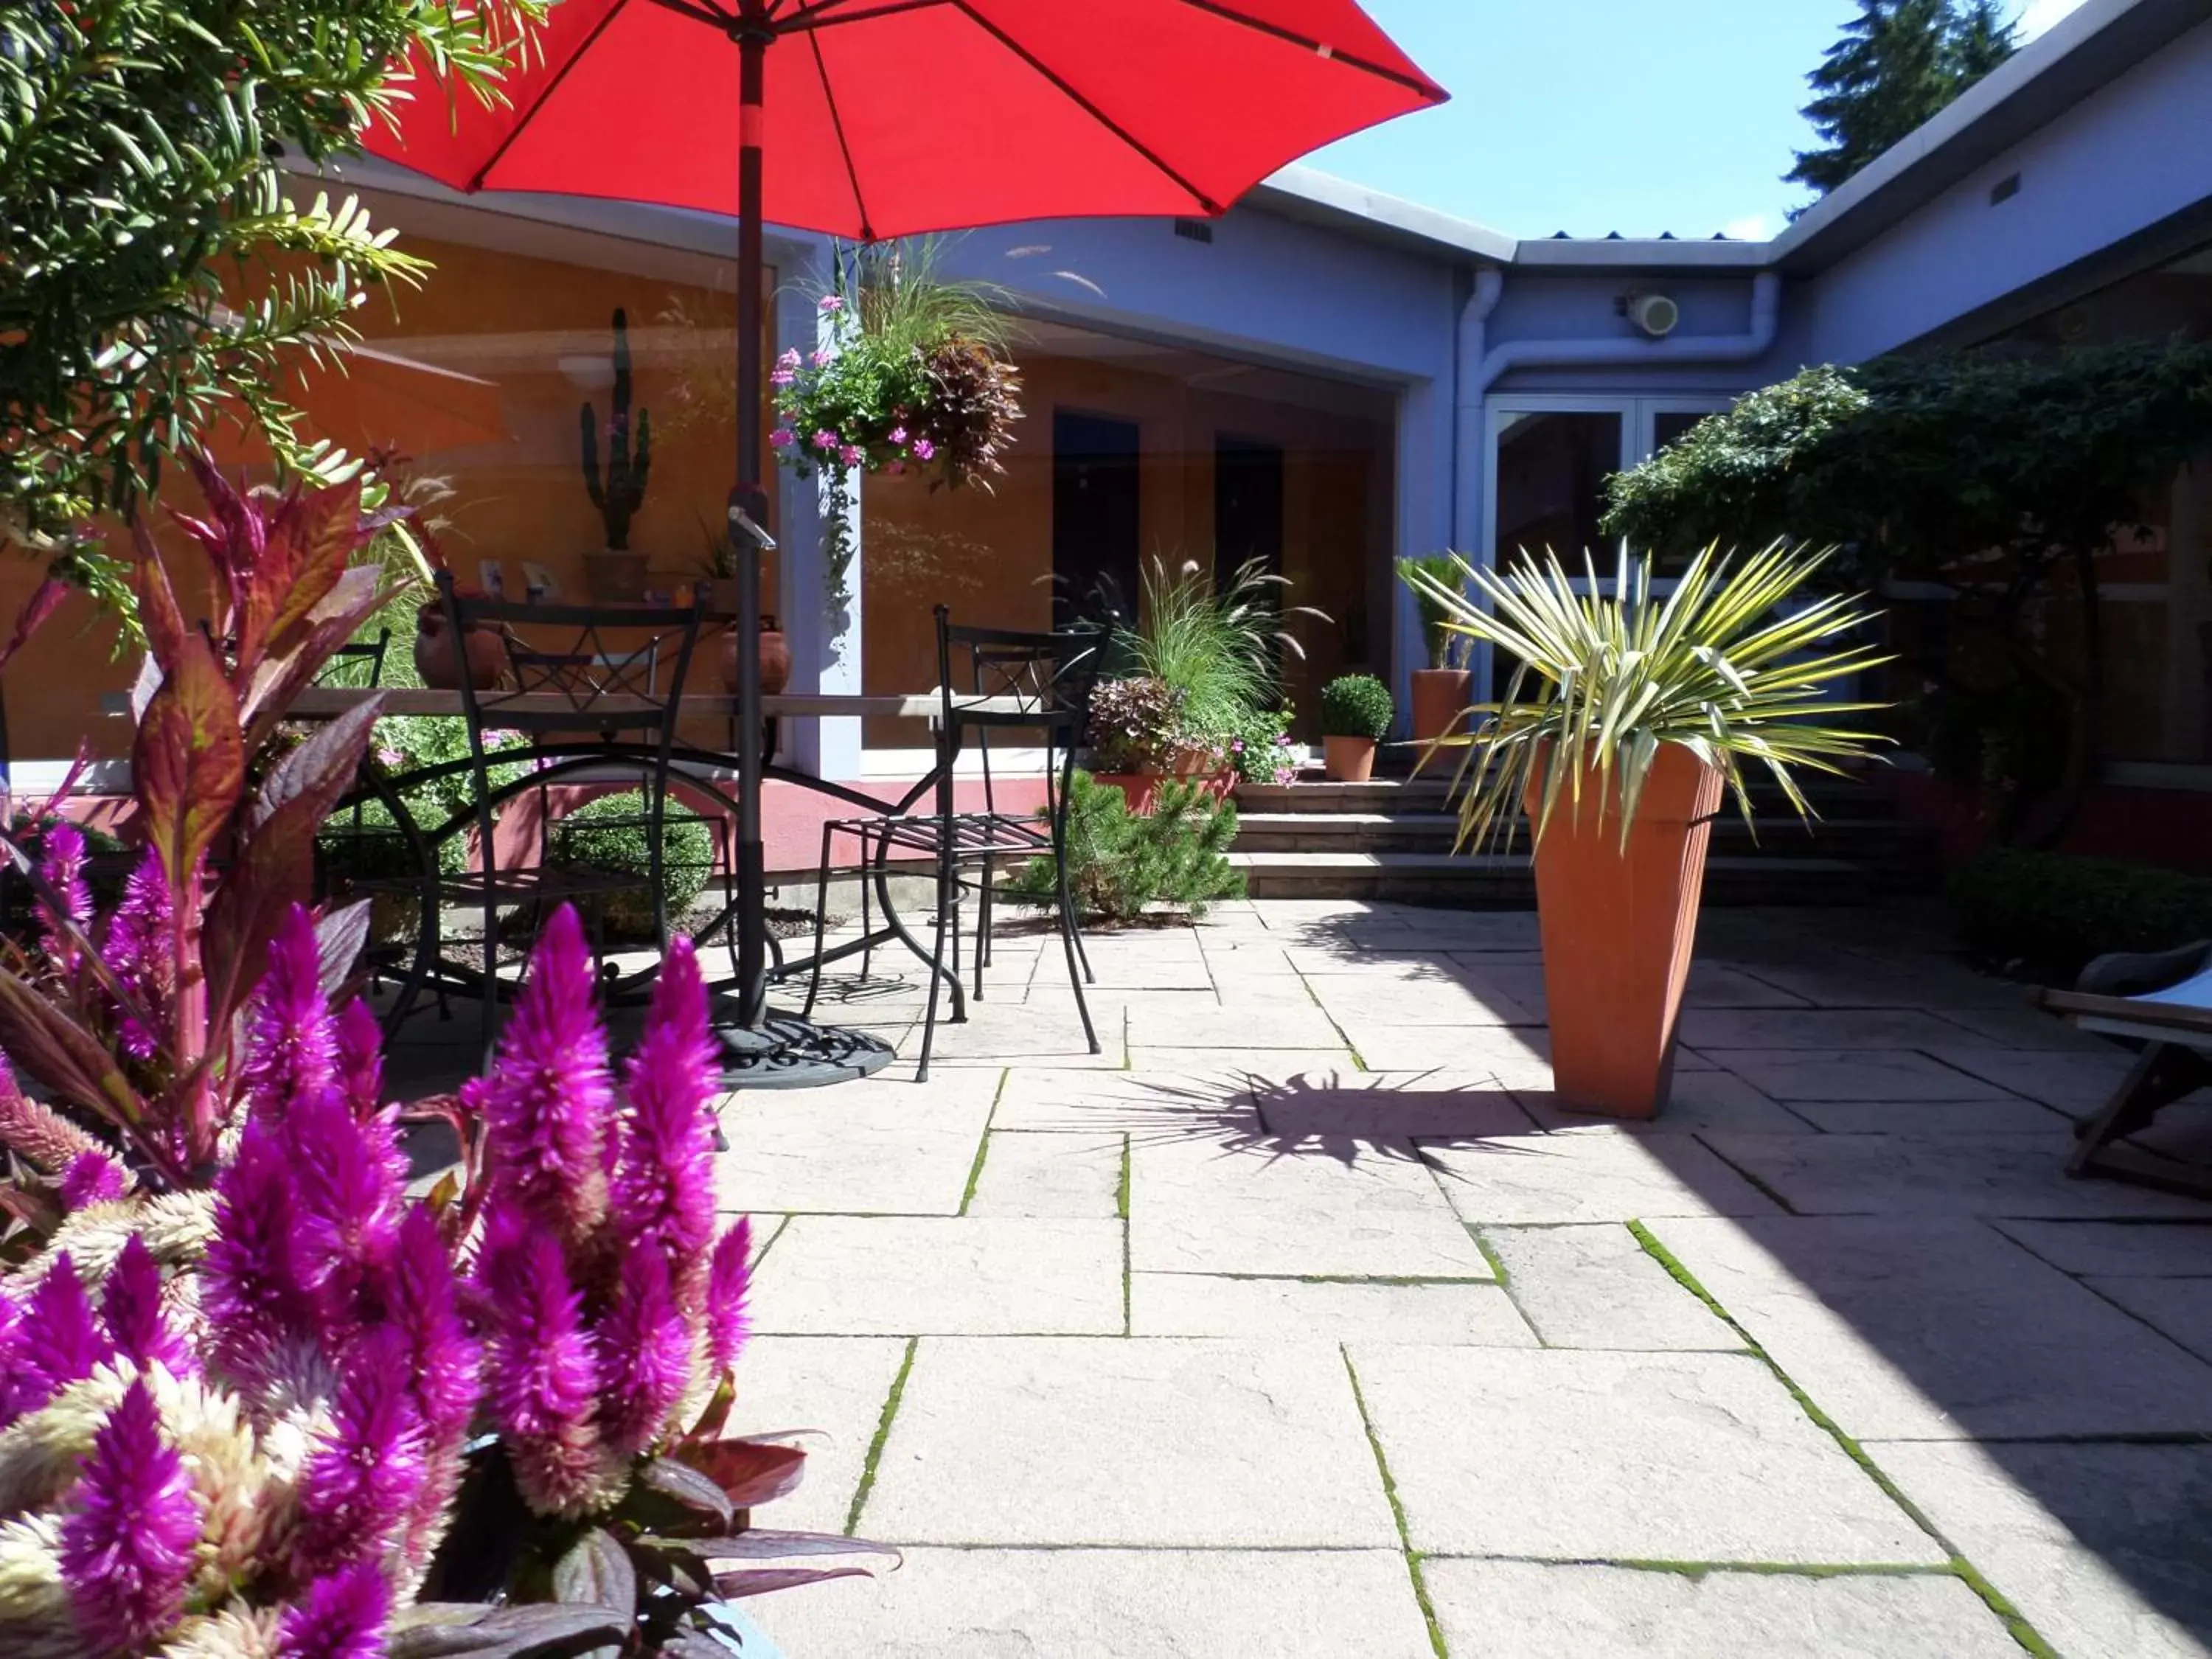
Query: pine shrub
[{"left": 1004, "top": 771, "right": 1244, "bottom": 923}]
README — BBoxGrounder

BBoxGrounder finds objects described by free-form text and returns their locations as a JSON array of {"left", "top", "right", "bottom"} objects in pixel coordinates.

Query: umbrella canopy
[{"left": 367, "top": 0, "right": 1444, "bottom": 240}]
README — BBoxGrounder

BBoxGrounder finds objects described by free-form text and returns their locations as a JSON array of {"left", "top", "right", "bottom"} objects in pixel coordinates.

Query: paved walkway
[{"left": 717, "top": 900, "right": 2212, "bottom": 1658}]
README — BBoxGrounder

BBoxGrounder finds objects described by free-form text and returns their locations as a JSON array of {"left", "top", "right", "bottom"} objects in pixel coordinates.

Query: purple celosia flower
[
  {"left": 476, "top": 1211, "right": 608, "bottom": 1515},
  {"left": 24, "top": 1254, "right": 114, "bottom": 1408},
  {"left": 237, "top": 906, "right": 339, "bottom": 1123},
  {"left": 35, "top": 821, "right": 91, "bottom": 969},
  {"left": 276, "top": 1559, "right": 389, "bottom": 1659},
  {"left": 58, "top": 1378, "right": 199, "bottom": 1654},
  {"left": 597, "top": 1245, "right": 694, "bottom": 1457},
  {"left": 291, "top": 1326, "right": 427, "bottom": 1581},
  {"left": 0, "top": 1289, "right": 29, "bottom": 1429},
  {"left": 201, "top": 1124, "right": 317, "bottom": 1391},
  {"left": 610, "top": 941, "right": 717, "bottom": 1284},
  {"left": 103, "top": 845, "right": 172, "bottom": 1059},
  {"left": 480, "top": 905, "right": 613, "bottom": 1241},
  {"left": 102, "top": 1234, "right": 193, "bottom": 1377},
  {"left": 704, "top": 1217, "right": 754, "bottom": 1377},
  {"left": 284, "top": 1088, "right": 403, "bottom": 1329},
  {"left": 333, "top": 999, "right": 384, "bottom": 1121},
  {"left": 60, "top": 1147, "right": 128, "bottom": 1208},
  {"left": 383, "top": 1206, "right": 479, "bottom": 1571}
]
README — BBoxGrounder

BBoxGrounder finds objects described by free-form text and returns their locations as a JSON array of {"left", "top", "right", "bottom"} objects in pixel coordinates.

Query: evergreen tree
[{"left": 1787, "top": 0, "right": 2018, "bottom": 199}]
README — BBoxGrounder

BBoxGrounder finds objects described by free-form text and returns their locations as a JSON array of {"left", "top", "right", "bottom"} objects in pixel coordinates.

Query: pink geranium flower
[
  {"left": 818, "top": 294, "right": 845, "bottom": 314},
  {"left": 812, "top": 429, "right": 837, "bottom": 451},
  {"left": 769, "top": 427, "right": 795, "bottom": 449},
  {"left": 911, "top": 438, "right": 936, "bottom": 462}
]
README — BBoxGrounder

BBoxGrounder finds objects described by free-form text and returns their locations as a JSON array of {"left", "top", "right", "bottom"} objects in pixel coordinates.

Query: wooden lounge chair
[{"left": 2035, "top": 939, "right": 2212, "bottom": 1199}]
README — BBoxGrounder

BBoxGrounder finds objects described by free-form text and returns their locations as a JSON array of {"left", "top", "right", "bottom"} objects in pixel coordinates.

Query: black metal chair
[
  {"left": 801, "top": 606, "right": 1102, "bottom": 1081},
  {"left": 434, "top": 571, "right": 704, "bottom": 1056}
]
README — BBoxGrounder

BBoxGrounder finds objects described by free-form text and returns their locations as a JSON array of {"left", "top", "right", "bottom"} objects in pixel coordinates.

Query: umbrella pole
[{"left": 731, "top": 18, "right": 771, "bottom": 1030}]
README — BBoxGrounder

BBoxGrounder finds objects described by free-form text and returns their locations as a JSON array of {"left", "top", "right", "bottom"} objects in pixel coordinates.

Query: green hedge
[
  {"left": 1949, "top": 849, "right": 2212, "bottom": 984},
  {"left": 549, "top": 791, "right": 715, "bottom": 940}
]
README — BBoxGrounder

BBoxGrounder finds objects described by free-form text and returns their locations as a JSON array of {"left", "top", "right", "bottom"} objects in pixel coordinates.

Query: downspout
[
  {"left": 1476, "top": 269, "right": 1782, "bottom": 389},
  {"left": 1451, "top": 266, "right": 1508, "bottom": 554}
]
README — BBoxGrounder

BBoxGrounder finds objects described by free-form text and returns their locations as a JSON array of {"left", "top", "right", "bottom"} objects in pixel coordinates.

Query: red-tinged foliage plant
[{"left": 0, "top": 455, "right": 393, "bottom": 1204}]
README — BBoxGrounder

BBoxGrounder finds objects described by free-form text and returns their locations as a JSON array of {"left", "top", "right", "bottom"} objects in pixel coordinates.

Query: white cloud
[
  {"left": 1721, "top": 213, "right": 1774, "bottom": 243},
  {"left": 2017, "top": 0, "right": 2091, "bottom": 40}
]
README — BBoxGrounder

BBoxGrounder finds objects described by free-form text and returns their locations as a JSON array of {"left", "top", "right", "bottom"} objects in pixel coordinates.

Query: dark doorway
[
  {"left": 1052, "top": 411, "right": 1141, "bottom": 633},
  {"left": 1214, "top": 434, "right": 1284, "bottom": 585}
]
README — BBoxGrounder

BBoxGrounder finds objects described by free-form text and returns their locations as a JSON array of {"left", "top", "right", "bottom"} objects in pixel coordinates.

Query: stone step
[
  {"left": 1230, "top": 810, "right": 1931, "bottom": 860},
  {"left": 1228, "top": 849, "right": 1877, "bottom": 906}
]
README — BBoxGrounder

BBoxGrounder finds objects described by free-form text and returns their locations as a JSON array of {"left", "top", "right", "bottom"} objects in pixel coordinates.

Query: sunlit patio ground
[{"left": 420, "top": 898, "right": 2212, "bottom": 1656}]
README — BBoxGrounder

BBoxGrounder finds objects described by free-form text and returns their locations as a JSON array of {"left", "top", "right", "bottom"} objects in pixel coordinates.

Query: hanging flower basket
[{"left": 771, "top": 240, "right": 1023, "bottom": 609}]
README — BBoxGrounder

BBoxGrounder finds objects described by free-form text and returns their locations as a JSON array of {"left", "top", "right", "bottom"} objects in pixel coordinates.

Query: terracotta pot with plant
[
  {"left": 580, "top": 306, "right": 653, "bottom": 602},
  {"left": 1399, "top": 552, "right": 1472, "bottom": 752},
  {"left": 1405, "top": 543, "right": 1889, "bottom": 1119},
  {"left": 1320, "top": 672, "right": 1392, "bottom": 782}
]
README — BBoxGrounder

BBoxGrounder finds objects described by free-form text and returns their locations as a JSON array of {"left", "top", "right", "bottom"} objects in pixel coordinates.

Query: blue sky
[{"left": 1308, "top": 0, "right": 2090, "bottom": 241}]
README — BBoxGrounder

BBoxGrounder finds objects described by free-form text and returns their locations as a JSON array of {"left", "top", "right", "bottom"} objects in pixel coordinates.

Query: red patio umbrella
[{"left": 367, "top": 0, "right": 1444, "bottom": 1049}]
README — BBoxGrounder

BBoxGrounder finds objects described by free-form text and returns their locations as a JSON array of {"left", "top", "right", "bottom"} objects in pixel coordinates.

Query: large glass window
[{"left": 1492, "top": 410, "right": 1623, "bottom": 569}]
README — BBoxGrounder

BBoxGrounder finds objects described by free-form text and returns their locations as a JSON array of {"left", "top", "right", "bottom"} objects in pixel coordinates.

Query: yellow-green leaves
[{"left": 1399, "top": 543, "right": 1892, "bottom": 854}]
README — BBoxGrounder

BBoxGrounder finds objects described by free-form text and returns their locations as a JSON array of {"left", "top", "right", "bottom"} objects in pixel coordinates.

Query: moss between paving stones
[
  {"left": 1626, "top": 1221, "right": 2061, "bottom": 1658},
  {"left": 845, "top": 1336, "right": 919, "bottom": 1537},
  {"left": 1342, "top": 1347, "right": 1450, "bottom": 1659}
]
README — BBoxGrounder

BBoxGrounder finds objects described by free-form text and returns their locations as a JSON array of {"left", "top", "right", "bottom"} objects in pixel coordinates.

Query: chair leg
[
  {"left": 1050, "top": 815, "right": 1099, "bottom": 1056},
  {"left": 803, "top": 821, "right": 836, "bottom": 1020},
  {"left": 859, "top": 842, "right": 876, "bottom": 983},
  {"left": 917, "top": 841, "right": 953, "bottom": 1084},
  {"left": 479, "top": 894, "right": 500, "bottom": 1071}
]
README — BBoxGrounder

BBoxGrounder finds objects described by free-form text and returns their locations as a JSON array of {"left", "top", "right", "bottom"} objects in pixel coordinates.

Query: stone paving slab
[
  {"left": 1120, "top": 1049, "right": 1365, "bottom": 1085},
  {"left": 1644, "top": 1216, "right": 2212, "bottom": 1439},
  {"left": 863, "top": 1338, "right": 1400, "bottom": 1548},
  {"left": 726, "top": 1336, "right": 910, "bottom": 1534},
  {"left": 1927, "top": 1046, "right": 2140, "bottom": 1111},
  {"left": 1251, "top": 1077, "right": 1538, "bottom": 1142},
  {"left": 751, "top": 1217, "right": 1124, "bottom": 1335},
  {"left": 1422, "top": 1561, "right": 2022, "bottom": 1658},
  {"left": 1711, "top": 1048, "right": 2021, "bottom": 1103},
  {"left": 1517, "top": 1071, "right": 1812, "bottom": 1135},
  {"left": 1337, "top": 1020, "right": 1554, "bottom": 1079},
  {"left": 1424, "top": 1127, "right": 1784, "bottom": 1224},
  {"left": 1696, "top": 1131, "right": 2212, "bottom": 1217},
  {"left": 1130, "top": 1135, "right": 1494, "bottom": 1279},
  {"left": 1679, "top": 1008, "right": 1997, "bottom": 1051},
  {"left": 2085, "top": 1276, "right": 2212, "bottom": 1362},
  {"left": 992, "top": 1066, "right": 1262, "bottom": 1135},
  {"left": 1301, "top": 971, "right": 1538, "bottom": 1027},
  {"left": 1349, "top": 1346, "right": 1941, "bottom": 1563},
  {"left": 1993, "top": 1219, "right": 2212, "bottom": 1276},
  {"left": 1483, "top": 1223, "right": 1745, "bottom": 1350},
  {"left": 1874, "top": 1439, "right": 2212, "bottom": 1659},
  {"left": 1927, "top": 1001, "right": 2121, "bottom": 1051},
  {"left": 1130, "top": 1272, "right": 1537, "bottom": 1343},
  {"left": 1114, "top": 995, "right": 1354, "bottom": 1049},
  {"left": 757, "top": 1546, "right": 1439, "bottom": 1659},
  {"left": 964, "top": 1130, "right": 1124, "bottom": 1217},
  {"left": 1783, "top": 1096, "right": 2077, "bottom": 1135},
  {"left": 714, "top": 1088, "right": 992, "bottom": 1216}
]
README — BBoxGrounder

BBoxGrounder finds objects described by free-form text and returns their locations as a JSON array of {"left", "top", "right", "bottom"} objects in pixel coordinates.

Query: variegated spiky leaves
[{"left": 1400, "top": 543, "right": 1892, "bottom": 853}]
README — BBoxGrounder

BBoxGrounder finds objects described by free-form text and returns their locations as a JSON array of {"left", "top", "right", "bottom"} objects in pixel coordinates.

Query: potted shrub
[
  {"left": 1084, "top": 675, "right": 1229, "bottom": 814},
  {"left": 1404, "top": 543, "right": 1889, "bottom": 1118},
  {"left": 549, "top": 788, "right": 719, "bottom": 939},
  {"left": 580, "top": 306, "right": 653, "bottom": 602},
  {"left": 1399, "top": 553, "right": 1472, "bottom": 748},
  {"left": 1320, "top": 673, "right": 1392, "bottom": 781}
]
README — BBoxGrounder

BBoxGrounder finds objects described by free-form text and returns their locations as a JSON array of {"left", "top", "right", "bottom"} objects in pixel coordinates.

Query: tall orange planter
[
  {"left": 1528, "top": 745, "right": 1723, "bottom": 1119},
  {"left": 1410, "top": 667, "right": 1472, "bottom": 744}
]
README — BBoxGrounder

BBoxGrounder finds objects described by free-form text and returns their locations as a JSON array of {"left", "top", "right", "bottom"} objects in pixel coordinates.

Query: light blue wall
[{"left": 1804, "top": 15, "right": 2212, "bottom": 363}]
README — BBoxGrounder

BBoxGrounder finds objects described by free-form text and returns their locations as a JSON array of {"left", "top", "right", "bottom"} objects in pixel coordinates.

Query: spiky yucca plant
[{"left": 1399, "top": 542, "right": 1891, "bottom": 852}]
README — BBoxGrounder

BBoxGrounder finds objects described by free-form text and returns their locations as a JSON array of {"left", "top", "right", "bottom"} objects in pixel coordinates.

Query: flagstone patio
[{"left": 714, "top": 900, "right": 2212, "bottom": 1658}]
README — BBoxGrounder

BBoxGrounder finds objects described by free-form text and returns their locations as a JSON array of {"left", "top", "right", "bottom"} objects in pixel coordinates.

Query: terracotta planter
[
  {"left": 1322, "top": 734, "right": 1377, "bottom": 782},
  {"left": 583, "top": 548, "right": 649, "bottom": 603},
  {"left": 413, "top": 610, "right": 509, "bottom": 690},
  {"left": 1410, "top": 668, "right": 1472, "bottom": 745},
  {"left": 719, "top": 616, "right": 792, "bottom": 695},
  {"left": 1091, "top": 771, "right": 1235, "bottom": 815},
  {"left": 1528, "top": 744, "right": 1723, "bottom": 1119}
]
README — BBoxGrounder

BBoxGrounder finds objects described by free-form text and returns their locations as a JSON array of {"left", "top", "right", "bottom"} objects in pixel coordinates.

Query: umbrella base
[{"left": 712, "top": 1007, "right": 897, "bottom": 1088}]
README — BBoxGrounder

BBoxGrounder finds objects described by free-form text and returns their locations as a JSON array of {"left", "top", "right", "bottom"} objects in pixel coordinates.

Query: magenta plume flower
[
  {"left": 35, "top": 821, "right": 91, "bottom": 967},
  {"left": 383, "top": 1205, "right": 479, "bottom": 1571},
  {"left": 333, "top": 998, "right": 386, "bottom": 1121},
  {"left": 291, "top": 1328, "right": 427, "bottom": 1581},
  {"left": 476, "top": 1212, "right": 611, "bottom": 1516},
  {"left": 238, "top": 905, "right": 339, "bottom": 1123},
  {"left": 481, "top": 905, "right": 614, "bottom": 1241},
  {"left": 102, "top": 1234, "right": 192, "bottom": 1377},
  {"left": 276, "top": 1559, "right": 389, "bottom": 1659},
  {"left": 283, "top": 1088, "right": 403, "bottom": 1327},
  {"left": 24, "top": 1253, "right": 114, "bottom": 1408},
  {"left": 704, "top": 1217, "right": 754, "bottom": 1377},
  {"left": 611, "top": 939, "right": 717, "bottom": 1279},
  {"left": 0, "top": 1290, "right": 29, "bottom": 1429},
  {"left": 59, "top": 1378, "right": 200, "bottom": 1654},
  {"left": 200, "top": 1124, "right": 317, "bottom": 1391},
  {"left": 60, "top": 1147, "right": 129, "bottom": 1208},
  {"left": 597, "top": 1246, "right": 694, "bottom": 1457},
  {"left": 103, "top": 845, "right": 172, "bottom": 1059}
]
